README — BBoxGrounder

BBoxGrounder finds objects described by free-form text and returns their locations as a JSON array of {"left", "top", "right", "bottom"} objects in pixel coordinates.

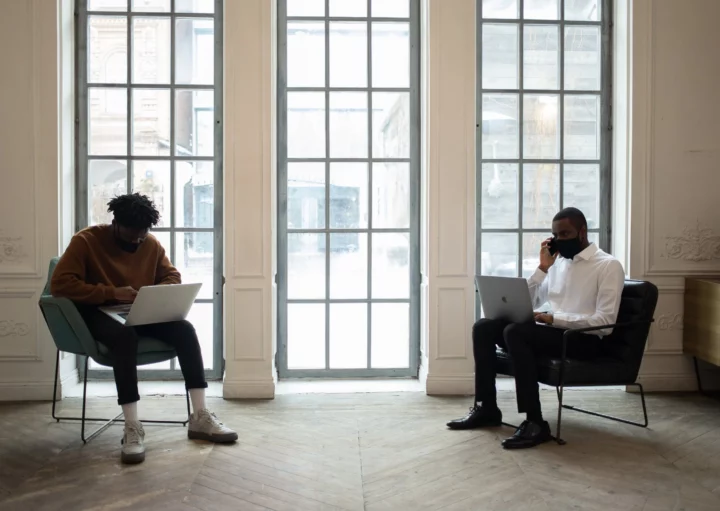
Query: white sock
[
  {"left": 122, "top": 402, "right": 139, "bottom": 423},
  {"left": 189, "top": 388, "right": 206, "bottom": 414}
]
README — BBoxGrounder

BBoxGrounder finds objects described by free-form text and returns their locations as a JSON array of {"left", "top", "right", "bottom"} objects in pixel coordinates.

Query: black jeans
[
  {"left": 473, "top": 319, "right": 600, "bottom": 417},
  {"left": 78, "top": 306, "right": 208, "bottom": 405}
]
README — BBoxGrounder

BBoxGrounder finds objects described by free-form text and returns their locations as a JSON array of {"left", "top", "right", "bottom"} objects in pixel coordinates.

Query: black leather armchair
[{"left": 494, "top": 280, "right": 659, "bottom": 444}]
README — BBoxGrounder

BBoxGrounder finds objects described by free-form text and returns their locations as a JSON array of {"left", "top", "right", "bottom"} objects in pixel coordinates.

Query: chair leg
[
  {"left": 184, "top": 389, "right": 191, "bottom": 426},
  {"left": 559, "top": 383, "right": 649, "bottom": 428},
  {"left": 555, "top": 386, "right": 567, "bottom": 445},
  {"left": 52, "top": 350, "right": 60, "bottom": 422}
]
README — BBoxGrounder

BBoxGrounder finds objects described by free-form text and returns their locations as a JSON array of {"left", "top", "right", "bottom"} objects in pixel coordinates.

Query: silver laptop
[
  {"left": 100, "top": 283, "right": 202, "bottom": 326},
  {"left": 475, "top": 275, "right": 534, "bottom": 324}
]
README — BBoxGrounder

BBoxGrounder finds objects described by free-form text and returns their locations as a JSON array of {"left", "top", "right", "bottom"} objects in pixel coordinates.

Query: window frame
[
  {"left": 276, "top": 0, "right": 422, "bottom": 378},
  {"left": 475, "top": 0, "right": 612, "bottom": 298},
  {"left": 74, "top": 0, "right": 224, "bottom": 380}
]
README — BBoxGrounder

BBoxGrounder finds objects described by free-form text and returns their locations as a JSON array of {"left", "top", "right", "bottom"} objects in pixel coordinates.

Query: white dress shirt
[{"left": 527, "top": 243, "right": 625, "bottom": 337}]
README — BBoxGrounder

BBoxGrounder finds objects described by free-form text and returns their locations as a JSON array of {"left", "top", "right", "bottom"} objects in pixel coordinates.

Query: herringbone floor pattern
[{"left": 1, "top": 390, "right": 719, "bottom": 510}]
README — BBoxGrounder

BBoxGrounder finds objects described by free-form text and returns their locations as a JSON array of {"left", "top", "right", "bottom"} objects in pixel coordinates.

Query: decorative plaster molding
[
  {"left": 0, "top": 320, "right": 30, "bottom": 337},
  {"left": 0, "top": 232, "right": 26, "bottom": 264},
  {"left": 662, "top": 221, "right": 720, "bottom": 262},
  {"left": 657, "top": 313, "right": 683, "bottom": 331}
]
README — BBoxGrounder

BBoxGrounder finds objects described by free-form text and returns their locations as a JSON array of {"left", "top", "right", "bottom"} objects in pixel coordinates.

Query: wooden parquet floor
[{"left": 1, "top": 390, "right": 720, "bottom": 511}]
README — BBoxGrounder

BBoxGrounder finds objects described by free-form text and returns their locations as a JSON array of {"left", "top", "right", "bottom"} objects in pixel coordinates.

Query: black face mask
[
  {"left": 114, "top": 225, "right": 142, "bottom": 253},
  {"left": 554, "top": 236, "right": 583, "bottom": 260}
]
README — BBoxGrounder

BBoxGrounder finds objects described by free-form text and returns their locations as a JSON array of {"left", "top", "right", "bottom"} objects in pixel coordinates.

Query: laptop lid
[
  {"left": 124, "top": 283, "right": 202, "bottom": 326},
  {"left": 475, "top": 275, "right": 534, "bottom": 324}
]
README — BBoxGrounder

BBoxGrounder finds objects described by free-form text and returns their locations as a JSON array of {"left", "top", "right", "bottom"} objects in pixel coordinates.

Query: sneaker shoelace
[
  {"left": 125, "top": 424, "right": 144, "bottom": 445},
  {"left": 202, "top": 411, "right": 225, "bottom": 429}
]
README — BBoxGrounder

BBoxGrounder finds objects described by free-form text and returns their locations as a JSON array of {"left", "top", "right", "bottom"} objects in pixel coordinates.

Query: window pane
[
  {"left": 481, "top": 163, "right": 518, "bottom": 229},
  {"left": 523, "top": 163, "right": 559, "bottom": 229},
  {"left": 330, "top": 163, "right": 368, "bottom": 229},
  {"left": 175, "top": 0, "right": 213, "bottom": 13},
  {"left": 565, "top": 0, "right": 601, "bottom": 21},
  {"left": 288, "top": 22, "right": 325, "bottom": 87},
  {"left": 330, "top": 92, "right": 368, "bottom": 158},
  {"left": 288, "top": 163, "right": 326, "bottom": 229},
  {"left": 175, "top": 161, "right": 214, "bottom": 228},
  {"left": 588, "top": 232, "right": 599, "bottom": 245},
  {"left": 523, "top": 94, "right": 559, "bottom": 159},
  {"left": 132, "top": 0, "right": 170, "bottom": 13},
  {"left": 372, "top": 92, "right": 409, "bottom": 158},
  {"left": 287, "top": 92, "right": 325, "bottom": 158},
  {"left": 151, "top": 231, "right": 171, "bottom": 251},
  {"left": 89, "top": 16, "right": 127, "bottom": 84},
  {"left": 287, "top": 0, "right": 325, "bottom": 17},
  {"left": 565, "top": 26, "right": 601, "bottom": 91},
  {"left": 88, "top": 160, "right": 127, "bottom": 225},
  {"left": 524, "top": 25, "right": 559, "bottom": 90},
  {"left": 372, "top": 233, "right": 409, "bottom": 299},
  {"left": 564, "top": 95, "right": 600, "bottom": 160},
  {"left": 288, "top": 233, "right": 325, "bottom": 299},
  {"left": 372, "top": 0, "right": 409, "bottom": 18},
  {"left": 522, "top": 233, "right": 548, "bottom": 278},
  {"left": 372, "top": 163, "right": 409, "bottom": 229},
  {"left": 372, "top": 23, "right": 410, "bottom": 88},
  {"left": 132, "top": 160, "right": 171, "bottom": 227},
  {"left": 132, "top": 17, "right": 170, "bottom": 84},
  {"left": 482, "top": 0, "right": 518, "bottom": 19},
  {"left": 175, "top": 90, "right": 213, "bottom": 156},
  {"left": 481, "top": 233, "right": 518, "bottom": 277},
  {"left": 89, "top": 0, "right": 127, "bottom": 12},
  {"left": 564, "top": 164, "right": 600, "bottom": 228},
  {"left": 329, "top": 22, "right": 367, "bottom": 87},
  {"left": 132, "top": 89, "right": 170, "bottom": 156},
  {"left": 482, "top": 24, "right": 519, "bottom": 90},
  {"left": 175, "top": 232, "right": 213, "bottom": 300},
  {"left": 329, "top": 0, "right": 366, "bottom": 17},
  {"left": 482, "top": 94, "right": 519, "bottom": 159},
  {"left": 330, "top": 233, "right": 368, "bottom": 299},
  {"left": 329, "top": 304, "right": 367, "bottom": 369},
  {"left": 89, "top": 88, "right": 127, "bottom": 156},
  {"left": 524, "top": 0, "right": 559, "bottom": 20},
  {"left": 175, "top": 18, "right": 214, "bottom": 85},
  {"left": 288, "top": 304, "right": 325, "bottom": 370},
  {"left": 185, "top": 303, "right": 213, "bottom": 369},
  {"left": 371, "top": 303, "right": 409, "bottom": 369}
]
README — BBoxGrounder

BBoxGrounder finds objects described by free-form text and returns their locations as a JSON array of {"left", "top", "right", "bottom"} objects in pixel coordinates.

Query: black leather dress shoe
[
  {"left": 446, "top": 406, "right": 502, "bottom": 430},
  {"left": 501, "top": 420, "right": 552, "bottom": 449}
]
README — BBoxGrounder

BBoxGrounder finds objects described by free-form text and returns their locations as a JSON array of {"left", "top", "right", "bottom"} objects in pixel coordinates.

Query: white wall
[
  {"left": 0, "top": 0, "right": 76, "bottom": 401},
  {"left": 3, "top": 0, "right": 719, "bottom": 401},
  {"left": 628, "top": 0, "right": 720, "bottom": 391}
]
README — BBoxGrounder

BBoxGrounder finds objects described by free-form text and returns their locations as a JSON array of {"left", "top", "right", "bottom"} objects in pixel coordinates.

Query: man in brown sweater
[{"left": 52, "top": 193, "right": 236, "bottom": 464}]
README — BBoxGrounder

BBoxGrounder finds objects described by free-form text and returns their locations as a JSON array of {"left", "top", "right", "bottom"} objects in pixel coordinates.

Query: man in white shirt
[{"left": 447, "top": 207, "right": 625, "bottom": 449}]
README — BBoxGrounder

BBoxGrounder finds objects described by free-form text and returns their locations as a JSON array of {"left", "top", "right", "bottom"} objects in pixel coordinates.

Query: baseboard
[
  {"left": 223, "top": 378, "right": 275, "bottom": 399},
  {"left": 0, "top": 381, "right": 56, "bottom": 402},
  {"left": 425, "top": 373, "right": 474, "bottom": 396},
  {"left": 637, "top": 373, "right": 720, "bottom": 392}
]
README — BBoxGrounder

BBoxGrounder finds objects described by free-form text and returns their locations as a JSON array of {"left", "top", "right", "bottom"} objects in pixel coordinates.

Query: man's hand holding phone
[{"left": 538, "top": 237, "right": 558, "bottom": 273}]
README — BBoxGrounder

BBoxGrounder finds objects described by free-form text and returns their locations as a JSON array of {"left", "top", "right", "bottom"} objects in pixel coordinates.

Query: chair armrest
[
  {"left": 39, "top": 296, "right": 99, "bottom": 358},
  {"left": 562, "top": 319, "right": 655, "bottom": 337}
]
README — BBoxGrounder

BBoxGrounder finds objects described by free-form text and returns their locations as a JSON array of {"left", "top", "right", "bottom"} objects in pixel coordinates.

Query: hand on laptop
[
  {"left": 114, "top": 286, "right": 138, "bottom": 304},
  {"left": 534, "top": 312, "right": 553, "bottom": 325}
]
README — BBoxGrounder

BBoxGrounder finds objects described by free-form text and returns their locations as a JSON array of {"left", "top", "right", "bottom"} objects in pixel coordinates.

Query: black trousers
[
  {"left": 473, "top": 319, "right": 600, "bottom": 416},
  {"left": 78, "top": 306, "right": 208, "bottom": 405}
]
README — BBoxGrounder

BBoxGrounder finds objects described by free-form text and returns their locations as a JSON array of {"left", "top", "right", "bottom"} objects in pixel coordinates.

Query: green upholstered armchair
[{"left": 39, "top": 258, "right": 190, "bottom": 442}]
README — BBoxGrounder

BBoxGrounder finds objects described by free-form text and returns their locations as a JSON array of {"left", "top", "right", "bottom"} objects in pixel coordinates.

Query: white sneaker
[
  {"left": 188, "top": 409, "right": 238, "bottom": 443},
  {"left": 121, "top": 420, "right": 146, "bottom": 464}
]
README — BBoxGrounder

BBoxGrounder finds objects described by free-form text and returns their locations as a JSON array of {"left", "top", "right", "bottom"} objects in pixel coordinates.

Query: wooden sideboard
[{"left": 683, "top": 278, "right": 720, "bottom": 390}]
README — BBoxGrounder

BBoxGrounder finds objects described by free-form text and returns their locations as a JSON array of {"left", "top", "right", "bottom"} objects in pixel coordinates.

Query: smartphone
[{"left": 547, "top": 237, "right": 558, "bottom": 256}]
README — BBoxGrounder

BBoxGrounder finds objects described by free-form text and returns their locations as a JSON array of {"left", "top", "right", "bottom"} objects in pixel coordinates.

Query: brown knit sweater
[{"left": 51, "top": 225, "right": 181, "bottom": 305}]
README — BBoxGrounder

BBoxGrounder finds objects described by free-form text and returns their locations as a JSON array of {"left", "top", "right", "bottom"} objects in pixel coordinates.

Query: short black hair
[
  {"left": 553, "top": 207, "right": 587, "bottom": 231},
  {"left": 107, "top": 193, "right": 160, "bottom": 229}
]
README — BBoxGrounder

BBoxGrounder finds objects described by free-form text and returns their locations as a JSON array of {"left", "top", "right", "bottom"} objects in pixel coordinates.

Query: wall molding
[
  {"left": 661, "top": 221, "right": 720, "bottom": 263},
  {"left": 0, "top": 380, "right": 55, "bottom": 402},
  {"left": 657, "top": 313, "right": 683, "bottom": 331},
  {"left": 426, "top": 373, "right": 474, "bottom": 396},
  {"left": 0, "top": 320, "right": 30, "bottom": 337},
  {"left": 222, "top": 377, "right": 275, "bottom": 399}
]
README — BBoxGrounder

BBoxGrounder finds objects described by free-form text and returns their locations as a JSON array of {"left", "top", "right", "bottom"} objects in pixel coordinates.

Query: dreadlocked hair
[{"left": 107, "top": 193, "right": 160, "bottom": 229}]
